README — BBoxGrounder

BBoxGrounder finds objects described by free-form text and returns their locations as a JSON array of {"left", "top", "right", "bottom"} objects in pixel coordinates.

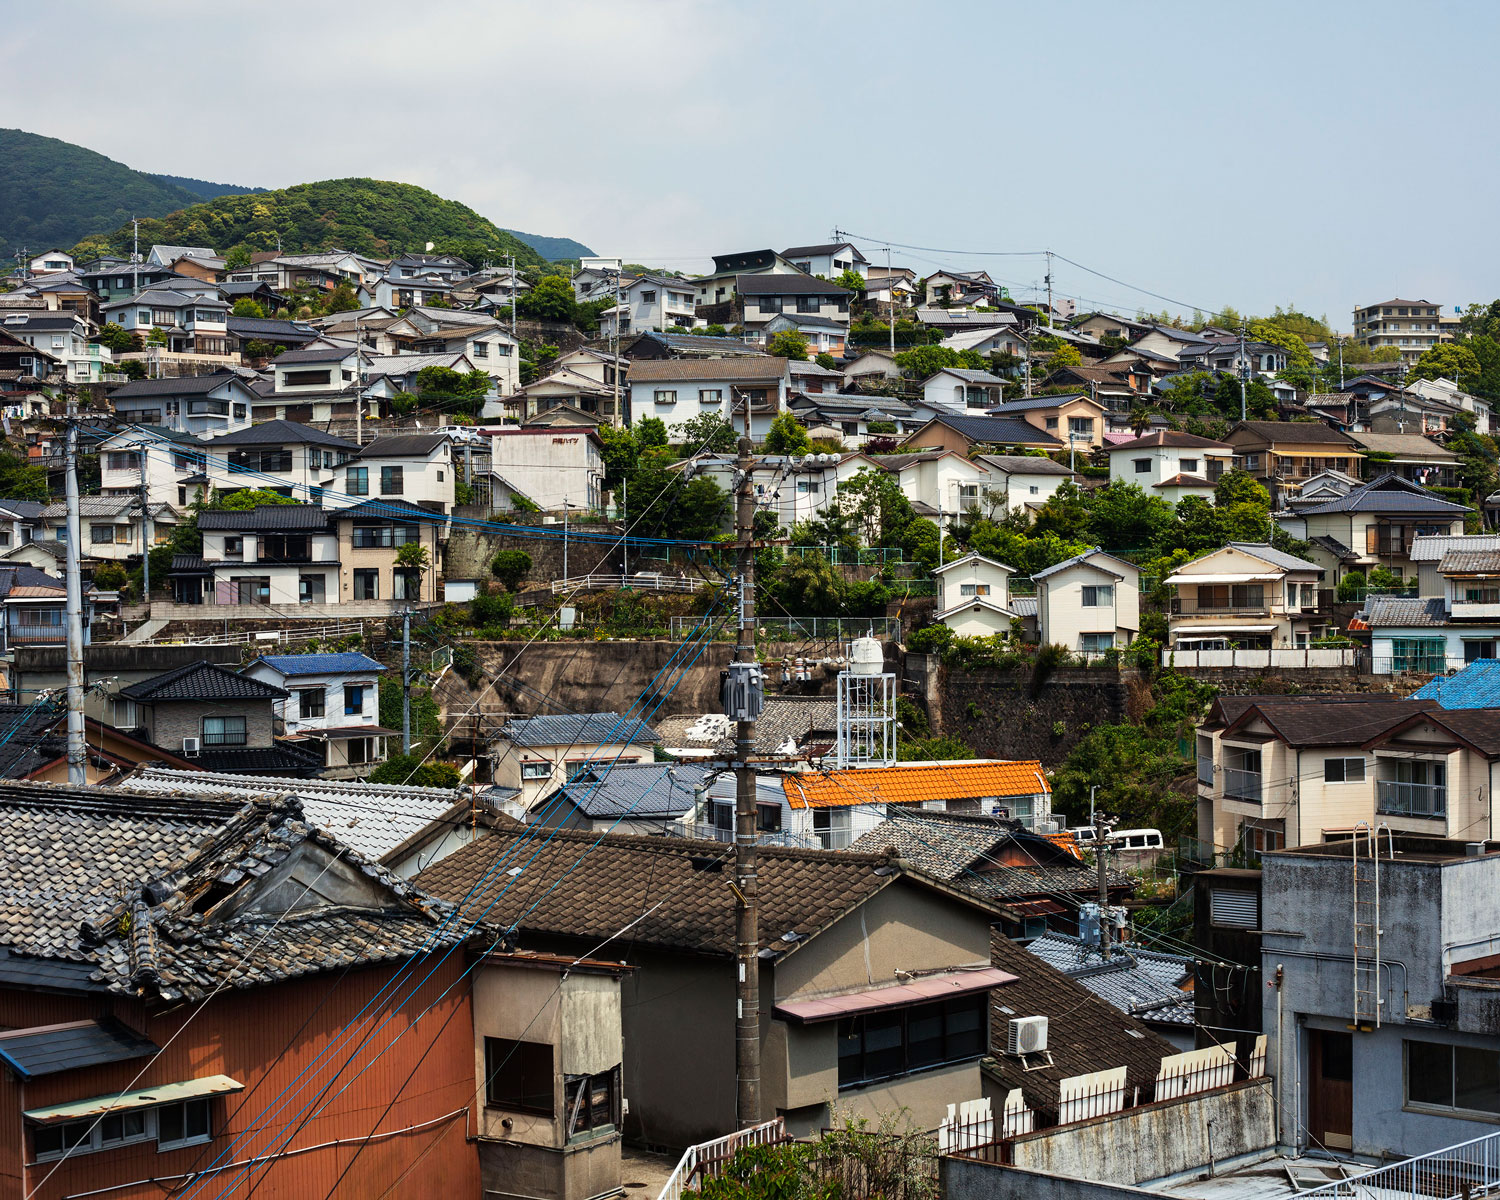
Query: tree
[
  {"left": 814, "top": 352, "right": 838, "bottom": 371},
  {"left": 145, "top": 326, "right": 167, "bottom": 347},
  {"left": 231, "top": 298, "right": 266, "bottom": 319},
  {"left": 367, "top": 754, "right": 461, "bottom": 788},
  {"left": 0, "top": 452, "right": 47, "bottom": 501},
  {"left": 395, "top": 542, "right": 430, "bottom": 574},
  {"left": 1213, "top": 469, "right": 1271, "bottom": 509},
  {"left": 1409, "top": 341, "right": 1482, "bottom": 388},
  {"left": 378, "top": 677, "right": 440, "bottom": 743},
  {"left": 834, "top": 269, "right": 865, "bottom": 294},
  {"left": 414, "top": 365, "right": 490, "bottom": 415},
  {"left": 515, "top": 274, "right": 577, "bottom": 322},
  {"left": 893, "top": 345, "right": 987, "bottom": 378},
  {"left": 1046, "top": 343, "right": 1083, "bottom": 369},
  {"left": 763, "top": 411, "right": 812, "bottom": 455},
  {"left": 212, "top": 488, "right": 300, "bottom": 510},
  {"left": 765, "top": 330, "right": 809, "bottom": 361},
  {"left": 635, "top": 416, "right": 668, "bottom": 448},
  {"left": 670, "top": 413, "right": 738, "bottom": 455},
  {"left": 1085, "top": 482, "right": 1175, "bottom": 553},
  {"left": 97, "top": 322, "right": 133, "bottom": 354},
  {"left": 224, "top": 244, "right": 252, "bottom": 270},
  {"left": 324, "top": 281, "right": 361, "bottom": 315},
  {"left": 671, "top": 477, "right": 731, "bottom": 540},
  {"left": 490, "top": 549, "right": 533, "bottom": 591}
]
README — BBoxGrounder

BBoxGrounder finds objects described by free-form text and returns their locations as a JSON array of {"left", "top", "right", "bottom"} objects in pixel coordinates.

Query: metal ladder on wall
[{"left": 1352, "top": 822, "right": 1393, "bottom": 1028}]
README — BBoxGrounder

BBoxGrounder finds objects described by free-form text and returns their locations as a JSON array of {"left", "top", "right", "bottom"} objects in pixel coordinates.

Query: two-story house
[
  {"left": 511, "top": 348, "right": 626, "bottom": 425},
  {"left": 254, "top": 343, "right": 369, "bottom": 424},
  {"left": 1223, "top": 421, "right": 1363, "bottom": 506},
  {"left": 0, "top": 564, "right": 86, "bottom": 653},
  {"left": 876, "top": 450, "right": 995, "bottom": 522},
  {"left": 973, "top": 454, "right": 1080, "bottom": 512},
  {"left": 689, "top": 248, "right": 805, "bottom": 310},
  {"left": 1345, "top": 432, "right": 1460, "bottom": 488},
  {"left": 1033, "top": 548, "right": 1141, "bottom": 656},
  {"left": 492, "top": 712, "right": 660, "bottom": 814},
  {"left": 732, "top": 274, "right": 851, "bottom": 346},
  {"left": 340, "top": 433, "right": 456, "bottom": 514},
  {"left": 243, "top": 652, "right": 394, "bottom": 778},
  {"left": 1165, "top": 543, "right": 1328, "bottom": 654},
  {"left": 98, "top": 426, "right": 218, "bottom": 511},
  {"left": 108, "top": 374, "right": 256, "bottom": 437},
  {"left": 480, "top": 427, "right": 605, "bottom": 513},
  {"left": 899, "top": 414, "right": 1065, "bottom": 455},
  {"left": 0, "top": 311, "right": 112, "bottom": 385},
  {"left": 1280, "top": 474, "right": 1471, "bottom": 586},
  {"left": 208, "top": 420, "right": 361, "bottom": 503},
  {"left": 100, "top": 286, "right": 232, "bottom": 357},
  {"left": 629, "top": 356, "right": 791, "bottom": 441},
  {"left": 923, "top": 268, "right": 999, "bottom": 307},
  {"left": 593, "top": 274, "right": 698, "bottom": 340},
  {"left": 933, "top": 553, "right": 1019, "bottom": 637},
  {"left": 988, "top": 394, "right": 1108, "bottom": 452},
  {"left": 1362, "top": 548, "right": 1500, "bottom": 673},
  {"left": 919, "top": 367, "right": 1007, "bottom": 415},
  {"left": 385, "top": 308, "right": 520, "bottom": 395},
  {"left": 781, "top": 242, "right": 868, "bottom": 279},
  {"left": 1107, "top": 431, "right": 1234, "bottom": 504},
  {"left": 40, "top": 496, "right": 176, "bottom": 563}
]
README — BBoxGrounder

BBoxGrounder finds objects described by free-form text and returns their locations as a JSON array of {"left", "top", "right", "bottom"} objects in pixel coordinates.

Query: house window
[
  {"left": 757, "top": 802, "right": 782, "bottom": 832},
  {"left": 1045, "top": 417, "right": 1059, "bottom": 430},
  {"left": 352, "top": 569, "right": 379, "bottom": 601},
  {"left": 1133, "top": 458, "right": 1151, "bottom": 473},
  {"left": 284, "top": 369, "right": 332, "bottom": 387},
  {"left": 1068, "top": 417, "right": 1094, "bottom": 439},
  {"left": 796, "top": 296, "right": 822, "bottom": 314},
  {"left": 836, "top": 993, "right": 987, "bottom": 1088},
  {"left": 1324, "top": 756, "right": 1365, "bottom": 783},
  {"left": 1080, "top": 584, "right": 1114, "bottom": 607},
  {"left": 959, "top": 583, "right": 990, "bottom": 597},
  {"left": 90, "top": 524, "right": 118, "bottom": 544},
  {"left": 520, "top": 760, "right": 551, "bottom": 780},
  {"left": 380, "top": 466, "right": 403, "bottom": 495},
  {"left": 344, "top": 684, "right": 365, "bottom": 715},
  {"left": 1406, "top": 1040, "right": 1500, "bottom": 1116},
  {"left": 1081, "top": 633, "right": 1115, "bottom": 654},
  {"left": 203, "top": 715, "right": 247, "bottom": 746},
  {"left": 1464, "top": 587, "right": 1500, "bottom": 604},
  {"left": 1180, "top": 458, "right": 1199, "bottom": 474},
  {"left": 156, "top": 1099, "right": 212, "bottom": 1149},
  {"left": 107, "top": 452, "right": 140, "bottom": 471},
  {"left": 699, "top": 389, "right": 722, "bottom": 405},
  {"left": 297, "top": 689, "right": 326, "bottom": 719},
  {"left": 346, "top": 467, "right": 369, "bottom": 496},
  {"left": 758, "top": 297, "right": 783, "bottom": 314},
  {"left": 796, "top": 479, "right": 820, "bottom": 495},
  {"left": 653, "top": 390, "right": 677, "bottom": 405},
  {"left": 564, "top": 1067, "right": 622, "bottom": 1141},
  {"left": 393, "top": 568, "right": 421, "bottom": 601},
  {"left": 485, "top": 1037, "right": 554, "bottom": 1113},
  {"left": 640, "top": 290, "right": 656, "bottom": 303},
  {"left": 472, "top": 341, "right": 488, "bottom": 358},
  {"left": 812, "top": 807, "right": 852, "bottom": 850},
  {"left": 299, "top": 575, "right": 326, "bottom": 605}
]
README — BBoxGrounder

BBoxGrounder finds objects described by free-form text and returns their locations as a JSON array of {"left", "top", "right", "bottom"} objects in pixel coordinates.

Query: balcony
[
  {"left": 1223, "top": 768, "right": 1262, "bottom": 805},
  {"left": 1171, "top": 599, "right": 1272, "bottom": 616},
  {"left": 1376, "top": 779, "right": 1446, "bottom": 818}
]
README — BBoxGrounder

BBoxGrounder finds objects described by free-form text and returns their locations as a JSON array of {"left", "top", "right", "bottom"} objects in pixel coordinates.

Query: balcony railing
[
  {"left": 1223, "top": 768, "right": 1262, "bottom": 804},
  {"left": 1376, "top": 779, "right": 1446, "bottom": 818},
  {"left": 1171, "top": 599, "right": 1271, "bottom": 616}
]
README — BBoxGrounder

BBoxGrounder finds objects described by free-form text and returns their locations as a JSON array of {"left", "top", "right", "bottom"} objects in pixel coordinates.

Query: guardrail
[
  {"left": 1298, "top": 1128, "right": 1500, "bottom": 1200},
  {"left": 666, "top": 615, "right": 901, "bottom": 641},
  {"left": 551, "top": 573, "right": 700, "bottom": 595},
  {"left": 134, "top": 617, "right": 372, "bottom": 648},
  {"left": 1165, "top": 647, "right": 1363, "bottom": 670},
  {"left": 657, "top": 1117, "right": 789, "bottom": 1200}
]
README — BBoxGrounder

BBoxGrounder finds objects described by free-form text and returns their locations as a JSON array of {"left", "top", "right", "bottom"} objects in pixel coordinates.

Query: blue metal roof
[
  {"left": 502, "top": 711, "right": 660, "bottom": 748},
  {"left": 251, "top": 653, "right": 387, "bottom": 676},
  {"left": 1411, "top": 660, "right": 1500, "bottom": 709}
]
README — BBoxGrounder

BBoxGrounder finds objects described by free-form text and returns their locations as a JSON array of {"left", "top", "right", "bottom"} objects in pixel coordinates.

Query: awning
[
  {"left": 299, "top": 725, "right": 400, "bottom": 740},
  {"left": 1173, "top": 624, "right": 1278, "bottom": 634},
  {"left": 773, "top": 967, "right": 1014, "bottom": 1025},
  {"left": 0, "top": 1020, "right": 156, "bottom": 1080},
  {"left": 25, "top": 1075, "right": 242, "bottom": 1125},
  {"left": 1164, "top": 572, "right": 1281, "bottom": 584}
]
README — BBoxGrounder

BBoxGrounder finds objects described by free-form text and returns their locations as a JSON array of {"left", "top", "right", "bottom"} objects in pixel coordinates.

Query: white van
[{"left": 1073, "top": 827, "right": 1163, "bottom": 850}]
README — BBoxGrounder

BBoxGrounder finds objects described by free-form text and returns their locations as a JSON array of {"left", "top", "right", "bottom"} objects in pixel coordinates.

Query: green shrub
[
  {"left": 1337, "top": 570, "right": 1366, "bottom": 602},
  {"left": 490, "top": 549, "right": 533, "bottom": 590}
]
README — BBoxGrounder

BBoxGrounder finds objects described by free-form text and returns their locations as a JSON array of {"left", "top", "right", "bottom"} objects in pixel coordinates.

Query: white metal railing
[
  {"left": 134, "top": 618, "right": 371, "bottom": 647},
  {"left": 1166, "top": 647, "right": 1362, "bottom": 670},
  {"left": 657, "top": 1118, "right": 788, "bottom": 1200},
  {"left": 552, "top": 573, "right": 700, "bottom": 595},
  {"left": 1376, "top": 779, "right": 1447, "bottom": 818},
  {"left": 1299, "top": 1128, "right": 1500, "bottom": 1200}
]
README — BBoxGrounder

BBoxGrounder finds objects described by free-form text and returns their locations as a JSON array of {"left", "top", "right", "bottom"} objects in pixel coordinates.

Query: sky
[{"left": 3, "top": 0, "right": 1497, "bottom": 329}]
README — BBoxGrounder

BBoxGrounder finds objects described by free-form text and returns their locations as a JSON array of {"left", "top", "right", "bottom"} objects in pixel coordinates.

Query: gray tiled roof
[
  {"left": 1008, "top": 596, "right": 1038, "bottom": 618},
  {"left": 546, "top": 761, "right": 717, "bottom": 819},
  {"left": 1410, "top": 534, "right": 1500, "bottom": 563},
  {"left": 1224, "top": 542, "right": 1322, "bottom": 572},
  {"left": 1362, "top": 596, "right": 1450, "bottom": 628},
  {"left": 0, "top": 1018, "right": 158, "bottom": 1078},
  {"left": 210, "top": 419, "right": 358, "bottom": 449},
  {"left": 735, "top": 273, "right": 849, "bottom": 297},
  {"left": 974, "top": 454, "right": 1077, "bottom": 477},
  {"left": 1296, "top": 474, "right": 1470, "bottom": 516},
  {"left": 1439, "top": 550, "right": 1500, "bottom": 574},
  {"left": 120, "top": 660, "right": 288, "bottom": 702},
  {"left": 198, "top": 505, "right": 331, "bottom": 532},
  {"left": 501, "top": 711, "right": 659, "bottom": 749},
  {"left": 272, "top": 345, "right": 357, "bottom": 364},
  {"left": 1026, "top": 933, "right": 1194, "bottom": 1025}
]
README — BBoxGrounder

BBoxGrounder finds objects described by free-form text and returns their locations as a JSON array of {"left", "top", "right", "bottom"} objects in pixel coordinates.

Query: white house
[
  {"left": 108, "top": 374, "right": 257, "bottom": 438},
  {"left": 26, "top": 249, "right": 75, "bottom": 276},
  {"left": 591, "top": 274, "right": 697, "bottom": 339},
  {"left": 933, "top": 554, "right": 1019, "bottom": 636},
  {"left": 0, "top": 312, "right": 113, "bottom": 384},
  {"left": 100, "top": 286, "right": 232, "bottom": 357},
  {"left": 781, "top": 242, "right": 868, "bottom": 279},
  {"left": 243, "top": 651, "right": 394, "bottom": 778},
  {"left": 919, "top": 367, "right": 1006, "bottom": 414},
  {"left": 1363, "top": 548, "right": 1500, "bottom": 673},
  {"left": 761, "top": 312, "right": 848, "bottom": 355},
  {"left": 40, "top": 495, "right": 177, "bottom": 562},
  {"left": 1106, "top": 430, "right": 1234, "bottom": 505},
  {"left": 876, "top": 450, "right": 993, "bottom": 522},
  {"left": 972, "top": 454, "right": 1077, "bottom": 512},
  {"left": 1033, "top": 548, "right": 1141, "bottom": 656},
  {"left": 206, "top": 420, "right": 363, "bottom": 505},
  {"left": 628, "top": 356, "right": 791, "bottom": 442},
  {"left": 385, "top": 313, "right": 519, "bottom": 396},
  {"left": 1164, "top": 542, "right": 1327, "bottom": 652},
  {"left": 734, "top": 274, "right": 851, "bottom": 345},
  {"left": 690, "top": 248, "right": 805, "bottom": 308},
  {"left": 340, "top": 432, "right": 456, "bottom": 515},
  {"left": 843, "top": 350, "right": 902, "bottom": 383},
  {"left": 940, "top": 323, "right": 1023, "bottom": 358},
  {"left": 479, "top": 426, "right": 604, "bottom": 512},
  {"left": 98, "top": 426, "right": 217, "bottom": 510}
]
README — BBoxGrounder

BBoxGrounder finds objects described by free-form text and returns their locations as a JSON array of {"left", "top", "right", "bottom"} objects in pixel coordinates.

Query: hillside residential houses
[
  {"left": 1223, "top": 421, "right": 1363, "bottom": 505},
  {"left": 1164, "top": 543, "right": 1329, "bottom": 654},
  {"left": 1107, "top": 430, "right": 1234, "bottom": 503},
  {"left": 1033, "top": 548, "right": 1141, "bottom": 656},
  {"left": 1359, "top": 548, "right": 1500, "bottom": 673},
  {"left": 932, "top": 552, "right": 1018, "bottom": 636},
  {"left": 1352, "top": 297, "right": 1447, "bottom": 365},
  {"left": 243, "top": 652, "right": 395, "bottom": 777},
  {"left": 491, "top": 712, "right": 660, "bottom": 815},
  {"left": 987, "top": 394, "right": 1107, "bottom": 452},
  {"left": 629, "top": 356, "right": 791, "bottom": 440}
]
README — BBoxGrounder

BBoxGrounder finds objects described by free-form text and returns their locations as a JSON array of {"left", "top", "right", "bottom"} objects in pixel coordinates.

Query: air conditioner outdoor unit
[
  {"left": 182, "top": 737, "right": 201, "bottom": 758},
  {"left": 1007, "top": 1016, "right": 1048, "bottom": 1056}
]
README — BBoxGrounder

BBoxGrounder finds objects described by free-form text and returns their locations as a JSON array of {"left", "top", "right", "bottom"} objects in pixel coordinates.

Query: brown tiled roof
[
  {"left": 415, "top": 826, "right": 994, "bottom": 957},
  {"left": 984, "top": 927, "right": 1176, "bottom": 1111},
  {"left": 1108, "top": 430, "right": 1232, "bottom": 452},
  {"left": 1228, "top": 421, "right": 1358, "bottom": 446},
  {"left": 1217, "top": 695, "right": 1433, "bottom": 748}
]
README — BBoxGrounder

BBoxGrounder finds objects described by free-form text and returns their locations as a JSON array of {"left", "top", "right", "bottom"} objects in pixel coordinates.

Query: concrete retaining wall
[{"left": 940, "top": 1157, "right": 1183, "bottom": 1200}]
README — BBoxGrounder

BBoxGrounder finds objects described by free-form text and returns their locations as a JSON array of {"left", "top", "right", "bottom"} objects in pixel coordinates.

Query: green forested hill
[
  {"left": 149, "top": 174, "right": 264, "bottom": 202},
  {"left": 72, "top": 178, "right": 551, "bottom": 270},
  {"left": 504, "top": 231, "right": 596, "bottom": 261},
  {"left": 0, "top": 128, "right": 256, "bottom": 255}
]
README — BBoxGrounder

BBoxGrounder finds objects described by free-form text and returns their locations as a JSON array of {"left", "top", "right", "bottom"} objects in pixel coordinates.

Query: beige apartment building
[{"left": 1352, "top": 298, "right": 1447, "bottom": 366}]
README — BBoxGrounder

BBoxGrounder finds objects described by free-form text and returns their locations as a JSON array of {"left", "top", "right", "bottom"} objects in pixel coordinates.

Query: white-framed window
[
  {"left": 520, "top": 760, "right": 551, "bottom": 780},
  {"left": 1324, "top": 756, "right": 1365, "bottom": 783},
  {"left": 1081, "top": 633, "right": 1115, "bottom": 654},
  {"left": 155, "top": 1098, "right": 212, "bottom": 1149},
  {"left": 32, "top": 1097, "right": 211, "bottom": 1161},
  {"left": 1081, "top": 584, "right": 1114, "bottom": 606},
  {"left": 1180, "top": 458, "right": 1199, "bottom": 474},
  {"left": 960, "top": 583, "right": 990, "bottom": 597}
]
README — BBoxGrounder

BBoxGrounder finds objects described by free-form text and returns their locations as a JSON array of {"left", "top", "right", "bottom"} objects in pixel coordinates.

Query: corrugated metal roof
[
  {"left": 775, "top": 967, "right": 1014, "bottom": 1023},
  {"left": 784, "top": 760, "right": 1049, "bottom": 810},
  {"left": 500, "top": 711, "right": 660, "bottom": 749},
  {"left": 250, "top": 653, "right": 387, "bottom": 677}
]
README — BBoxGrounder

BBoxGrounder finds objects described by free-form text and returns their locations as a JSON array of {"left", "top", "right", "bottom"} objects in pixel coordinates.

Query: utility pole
[
  {"left": 1338, "top": 336, "right": 1346, "bottom": 391},
  {"left": 886, "top": 246, "right": 895, "bottom": 355},
  {"left": 1044, "top": 250, "right": 1054, "bottom": 328},
  {"left": 63, "top": 395, "right": 86, "bottom": 786},
  {"left": 731, "top": 404, "right": 761, "bottom": 1128},
  {"left": 131, "top": 218, "right": 139, "bottom": 300},
  {"left": 401, "top": 609, "right": 412, "bottom": 754},
  {"left": 354, "top": 316, "right": 364, "bottom": 446},
  {"left": 620, "top": 477, "right": 628, "bottom": 576},
  {"left": 1094, "top": 809, "right": 1113, "bottom": 961},
  {"left": 137, "top": 457, "right": 151, "bottom": 604},
  {"left": 1238, "top": 321, "right": 1248, "bottom": 422},
  {"left": 612, "top": 266, "right": 622, "bottom": 428},
  {"left": 562, "top": 495, "right": 569, "bottom": 581}
]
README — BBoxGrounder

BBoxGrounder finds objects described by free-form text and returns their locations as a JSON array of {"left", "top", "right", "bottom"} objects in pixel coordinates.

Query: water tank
[{"left": 849, "top": 637, "right": 884, "bottom": 676}]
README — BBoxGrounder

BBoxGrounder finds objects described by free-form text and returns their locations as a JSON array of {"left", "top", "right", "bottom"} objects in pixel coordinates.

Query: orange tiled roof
[{"left": 782, "top": 760, "right": 1050, "bottom": 810}]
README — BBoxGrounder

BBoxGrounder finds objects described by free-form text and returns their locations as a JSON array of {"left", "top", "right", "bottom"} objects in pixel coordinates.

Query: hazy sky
[{"left": 4, "top": 0, "right": 1495, "bottom": 329}]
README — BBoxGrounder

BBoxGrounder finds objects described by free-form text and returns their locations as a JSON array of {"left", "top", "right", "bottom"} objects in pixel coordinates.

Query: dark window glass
[{"left": 486, "top": 1037, "right": 554, "bottom": 1113}]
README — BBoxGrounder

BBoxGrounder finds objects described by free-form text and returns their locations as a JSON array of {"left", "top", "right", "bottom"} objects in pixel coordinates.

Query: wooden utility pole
[{"left": 63, "top": 396, "right": 86, "bottom": 786}]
